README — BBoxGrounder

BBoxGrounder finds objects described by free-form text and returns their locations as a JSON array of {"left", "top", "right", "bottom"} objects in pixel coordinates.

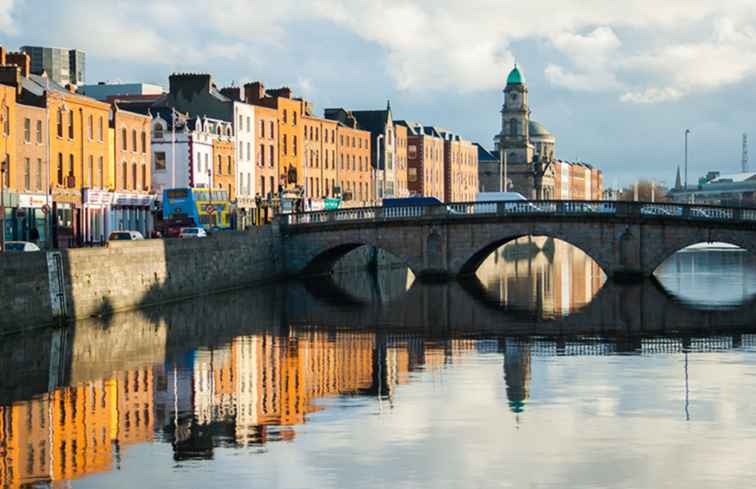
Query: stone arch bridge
[{"left": 280, "top": 200, "right": 756, "bottom": 279}]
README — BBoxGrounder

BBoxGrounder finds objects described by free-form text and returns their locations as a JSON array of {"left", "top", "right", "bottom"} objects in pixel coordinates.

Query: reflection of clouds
[
  {"left": 77, "top": 349, "right": 756, "bottom": 488},
  {"left": 656, "top": 250, "right": 756, "bottom": 308}
]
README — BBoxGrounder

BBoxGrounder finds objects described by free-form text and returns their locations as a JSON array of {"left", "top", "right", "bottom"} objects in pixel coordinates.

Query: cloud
[
  {"left": 4, "top": 0, "right": 756, "bottom": 103},
  {"left": 0, "top": 0, "right": 14, "bottom": 34}
]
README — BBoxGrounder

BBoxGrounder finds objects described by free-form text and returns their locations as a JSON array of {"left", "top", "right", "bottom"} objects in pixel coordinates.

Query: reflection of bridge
[
  {"left": 282, "top": 200, "right": 756, "bottom": 278},
  {"left": 291, "top": 273, "right": 756, "bottom": 339}
]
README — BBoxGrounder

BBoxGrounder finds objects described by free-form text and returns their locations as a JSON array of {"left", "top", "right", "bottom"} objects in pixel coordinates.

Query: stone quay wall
[{"left": 0, "top": 224, "right": 284, "bottom": 334}]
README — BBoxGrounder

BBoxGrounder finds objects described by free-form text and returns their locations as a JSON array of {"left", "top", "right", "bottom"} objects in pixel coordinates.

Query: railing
[{"left": 282, "top": 200, "right": 756, "bottom": 227}]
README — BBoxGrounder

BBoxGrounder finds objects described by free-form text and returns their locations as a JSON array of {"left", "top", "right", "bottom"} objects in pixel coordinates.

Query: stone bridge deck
[{"left": 281, "top": 200, "right": 756, "bottom": 279}]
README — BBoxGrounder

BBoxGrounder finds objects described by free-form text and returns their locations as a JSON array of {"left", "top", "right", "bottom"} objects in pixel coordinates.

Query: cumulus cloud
[
  {"left": 0, "top": 0, "right": 14, "bottom": 34},
  {"left": 4, "top": 0, "right": 756, "bottom": 104}
]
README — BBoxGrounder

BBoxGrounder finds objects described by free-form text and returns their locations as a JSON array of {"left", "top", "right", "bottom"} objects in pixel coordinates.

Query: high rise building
[{"left": 20, "top": 45, "right": 86, "bottom": 86}]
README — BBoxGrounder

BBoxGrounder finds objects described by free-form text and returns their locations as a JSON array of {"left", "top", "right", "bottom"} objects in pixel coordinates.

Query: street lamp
[{"left": 684, "top": 129, "right": 691, "bottom": 192}]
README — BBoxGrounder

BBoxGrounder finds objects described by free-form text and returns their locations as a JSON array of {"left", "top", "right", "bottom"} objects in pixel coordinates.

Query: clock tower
[{"left": 495, "top": 65, "right": 534, "bottom": 166}]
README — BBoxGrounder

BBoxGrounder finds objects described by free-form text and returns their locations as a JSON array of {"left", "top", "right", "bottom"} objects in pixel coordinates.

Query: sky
[{"left": 2, "top": 0, "right": 756, "bottom": 187}]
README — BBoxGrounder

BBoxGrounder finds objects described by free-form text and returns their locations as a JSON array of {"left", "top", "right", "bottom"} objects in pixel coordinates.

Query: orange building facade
[
  {"left": 246, "top": 83, "right": 305, "bottom": 193},
  {"left": 212, "top": 137, "right": 236, "bottom": 200},
  {"left": 255, "top": 105, "right": 278, "bottom": 199},
  {"left": 442, "top": 132, "right": 478, "bottom": 203}
]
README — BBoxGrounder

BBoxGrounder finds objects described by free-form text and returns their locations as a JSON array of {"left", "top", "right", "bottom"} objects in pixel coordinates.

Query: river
[{"left": 1, "top": 240, "right": 756, "bottom": 488}]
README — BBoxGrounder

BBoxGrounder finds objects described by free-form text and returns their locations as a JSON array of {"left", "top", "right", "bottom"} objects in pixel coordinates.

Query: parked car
[
  {"left": 3, "top": 241, "right": 41, "bottom": 252},
  {"left": 179, "top": 227, "right": 207, "bottom": 239},
  {"left": 108, "top": 231, "right": 144, "bottom": 241}
]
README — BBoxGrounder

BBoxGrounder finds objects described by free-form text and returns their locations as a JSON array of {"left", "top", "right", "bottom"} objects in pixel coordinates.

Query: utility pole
[
  {"left": 684, "top": 129, "right": 691, "bottom": 191},
  {"left": 171, "top": 108, "right": 176, "bottom": 188}
]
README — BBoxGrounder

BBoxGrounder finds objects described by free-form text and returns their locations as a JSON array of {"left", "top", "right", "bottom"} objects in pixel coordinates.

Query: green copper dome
[{"left": 507, "top": 65, "right": 525, "bottom": 85}]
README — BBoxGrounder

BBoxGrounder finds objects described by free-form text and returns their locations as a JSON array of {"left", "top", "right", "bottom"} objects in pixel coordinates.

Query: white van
[{"left": 474, "top": 192, "right": 535, "bottom": 214}]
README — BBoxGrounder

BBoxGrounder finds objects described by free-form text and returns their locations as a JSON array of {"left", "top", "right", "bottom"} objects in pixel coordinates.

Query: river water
[{"left": 2, "top": 241, "right": 756, "bottom": 488}]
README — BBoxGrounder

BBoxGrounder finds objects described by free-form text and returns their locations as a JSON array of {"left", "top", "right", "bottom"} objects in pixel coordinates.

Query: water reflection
[
  {"left": 3, "top": 251, "right": 756, "bottom": 487},
  {"left": 656, "top": 248, "right": 756, "bottom": 308},
  {"left": 475, "top": 237, "right": 606, "bottom": 318}
]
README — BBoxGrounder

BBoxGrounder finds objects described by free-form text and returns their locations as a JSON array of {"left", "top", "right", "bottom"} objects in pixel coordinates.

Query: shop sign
[
  {"left": 83, "top": 189, "right": 114, "bottom": 205},
  {"left": 18, "top": 193, "right": 48, "bottom": 208},
  {"left": 113, "top": 192, "right": 156, "bottom": 207}
]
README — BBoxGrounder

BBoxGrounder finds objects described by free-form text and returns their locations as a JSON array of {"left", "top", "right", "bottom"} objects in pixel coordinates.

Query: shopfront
[
  {"left": 110, "top": 192, "right": 155, "bottom": 236},
  {"left": 52, "top": 189, "right": 82, "bottom": 249},
  {"left": 11, "top": 193, "right": 50, "bottom": 246},
  {"left": 83, "top": 189, "right": 112, "bottom": 244}
]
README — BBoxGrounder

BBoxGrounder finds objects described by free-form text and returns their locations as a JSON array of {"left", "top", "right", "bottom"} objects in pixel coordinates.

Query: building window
[
  {"left": 293, "top": 135, "right": 297, "bottom": 156},
  {"left": 132, "top": 162, "right": 137, "bottom": 190},
  {"left": 292, "top": 111, "right": 297, "bottom": 126},
  {"left": 269, "top": 146, "right": 274, "bottom": 167},
  {"left": 88, "top": 114, "right": 93, "bottom": 140},
  {"left": 259, "top": 144, "right": 265, "bottom": 166},
  {"left": 154, "top": 123, "right": 164, "bottom": 139},
  {"left": 36, "top": 119, "right": 42, "bottom": 144},
  {"left": 283, "top": 134, "right": 287, "bottom": 155},
  {"left": 24, "top": 118, "right": 30, "bottom": 143},
  {"left": 227, "top": 156, "right": 232, "bottom": 175},
  {"left": 155, "top": 151, "right": 166, "bottom": 171},
  {"left": 68, "top": 110, "right": 74, "bottom": 139},
  {"left": 246, "top": 142, "right": 250, "bottom": 162},
  {"left": 34, "top": 158, "right": 42, "bottom": 191},
  {"left": 2, "top": 105, "right": 9, "bottom": 135},
  {"left": 56, "top": 110, "right": 63, "bottom": 138},
  {"left": 259, "top": 119, "right": 265, "bottom": 138},
  {"left": 88, "top": 155, "right": 93, "bottom": 188},
  {"left": 132, "top": 129, "right": 137, "bottom": 152},
  {"left": 23, "top": 158, "right": 30, "bottom": 190},
  {"left": 98, "top": 116, "right": 104, "bottom": 141},
  {"left": 269, "top": 121, "right": 274, "bottom": 138},
  {"left": 57, "top": 153, "right": 63, "bottom": 184},
  {"left": 141, "top": 131, "right": 147, "bottom": 153},
  {"left": 217, "top": 155, "right": 223, "bottom": 175},
  {"left": 141, "top": 164, "right": 147, "bottom": 190},
  {"left": 98, "top": 157, "right": 104, "bottom": 188},
  {"left": 68, "top": 154, "right": 74, "bottom": 180},
  {"left": 283, "top": 110, "right": 287, "bottom": 124},
  {"left": 121, "top": 128, "right": 127, "bottom": 150}
]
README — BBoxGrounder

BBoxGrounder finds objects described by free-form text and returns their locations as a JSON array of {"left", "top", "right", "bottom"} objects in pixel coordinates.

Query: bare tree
[{"left": 619, "top": 180, "right": 669, "bottom": 202}]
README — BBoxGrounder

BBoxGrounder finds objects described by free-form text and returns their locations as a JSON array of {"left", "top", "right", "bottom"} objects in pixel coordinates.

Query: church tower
[{"left": 495, "top": 65, "right": 534, "bottom": 166}]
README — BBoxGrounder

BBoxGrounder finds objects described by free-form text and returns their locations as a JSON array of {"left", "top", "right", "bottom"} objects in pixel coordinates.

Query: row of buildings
[
  {"left": 0, "top": 46, "right": 483, "bottom": 246},
  {"left": 0, "top": 45, "right": 605, "bottom": 247}
]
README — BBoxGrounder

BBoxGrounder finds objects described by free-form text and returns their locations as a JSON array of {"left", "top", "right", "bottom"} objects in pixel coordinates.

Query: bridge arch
[
  {"left": 645, "top": 232, "right": 756, "bottom": 276},
  {"left": 297, "top": 240, "right": 419, "bottom": 277},
  {"left": 458, "top": 233, "right": 612, "bottom": 277}
]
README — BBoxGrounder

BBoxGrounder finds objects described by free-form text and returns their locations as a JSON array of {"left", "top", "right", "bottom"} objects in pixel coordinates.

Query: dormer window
[{"left": 154, "top": 123, "right": 164, "bottom": 139}]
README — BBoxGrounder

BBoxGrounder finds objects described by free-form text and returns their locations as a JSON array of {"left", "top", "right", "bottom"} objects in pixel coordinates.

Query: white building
[
  {"left": 233, "top": 102, "right": 256, "bottom": 209},
  {"left": 151, "top": 110, "right": 226, "bottom": 195}
]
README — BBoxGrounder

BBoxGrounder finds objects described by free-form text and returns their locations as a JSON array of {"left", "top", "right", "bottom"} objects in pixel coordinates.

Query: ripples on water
[{"left": 1, "top": 247, "right": 756, "bottom": 488}]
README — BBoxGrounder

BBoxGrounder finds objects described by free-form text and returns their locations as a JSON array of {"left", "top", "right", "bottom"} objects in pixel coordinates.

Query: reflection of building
[
  {"left": 0, "top": 366, "right": 154, "bottom": 488},
  {"left": 502, "top": 339, "right": 532, "bottom": 413},
  {"left": 476, "top": 236, "right": 605, "bottom": 318}
]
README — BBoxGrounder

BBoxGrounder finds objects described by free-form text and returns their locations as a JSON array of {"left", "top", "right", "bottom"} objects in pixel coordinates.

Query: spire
[
  {"left": 675, "top": 166, "right": 682, "bottom": 190},
  {"left": 386, "top": 99, "right": 391, "bottom": 112}
]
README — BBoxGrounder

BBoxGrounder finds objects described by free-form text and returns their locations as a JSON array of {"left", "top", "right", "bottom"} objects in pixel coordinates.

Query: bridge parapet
[
  {"left": 281, "top": 200, "right": 756, "bottom": 228},
  {"left": 280, "top": 200, "right": 756, "bottom": 280}
]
